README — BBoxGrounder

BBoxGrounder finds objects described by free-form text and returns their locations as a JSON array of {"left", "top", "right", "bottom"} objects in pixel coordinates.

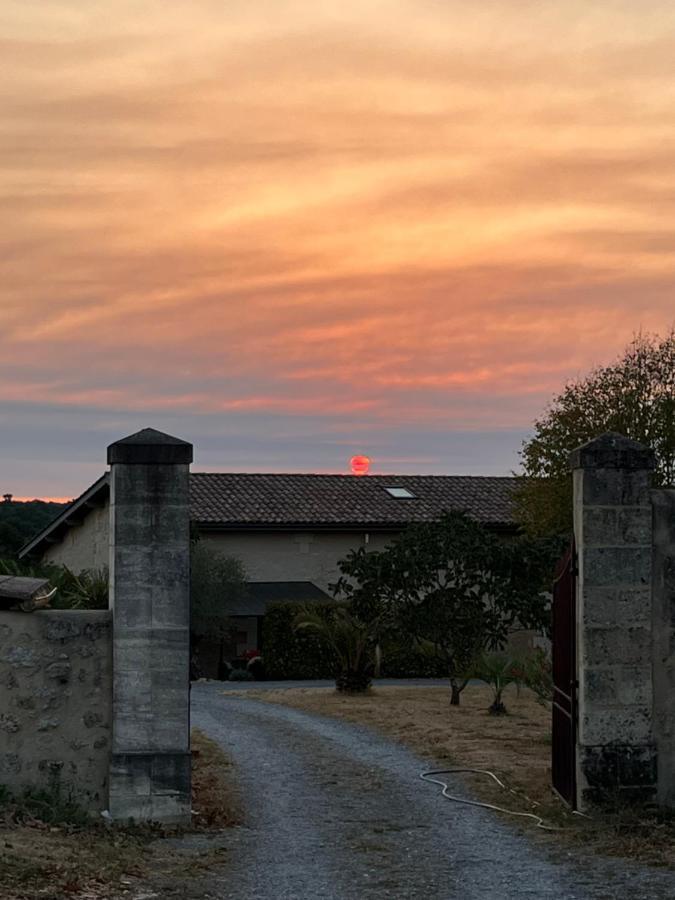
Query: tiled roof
[
  {"left": 20, "top": 471, "right": 519, "bottom": 558},
  {"left": 190, "top": 473, "right": 518, "bottom": 529}
]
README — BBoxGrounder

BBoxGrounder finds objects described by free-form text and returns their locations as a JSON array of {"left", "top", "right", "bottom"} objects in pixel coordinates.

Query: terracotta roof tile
[{"left": 189, "top": 473, "right": 517, "bottom": 528}]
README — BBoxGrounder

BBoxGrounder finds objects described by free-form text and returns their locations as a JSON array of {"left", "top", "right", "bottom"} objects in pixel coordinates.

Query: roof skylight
[{"left": 384, "top": 486, "right": 416, "bottom": 499}]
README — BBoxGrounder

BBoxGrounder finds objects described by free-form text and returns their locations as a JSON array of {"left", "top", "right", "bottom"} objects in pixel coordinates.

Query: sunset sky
[{"left": 2, "top": 1, "right": 675, "bottom": 498}]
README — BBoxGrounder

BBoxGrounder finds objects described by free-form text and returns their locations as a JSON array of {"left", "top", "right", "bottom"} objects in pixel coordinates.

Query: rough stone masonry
[{"left": 0, "top": 609, "right": 112, "bottom": 810}]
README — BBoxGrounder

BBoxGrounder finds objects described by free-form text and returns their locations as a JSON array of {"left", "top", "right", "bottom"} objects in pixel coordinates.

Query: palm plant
[
  {"left": 293, "top": 605, "right": 378, "bottom": 693},
  {"left": 470, "top": 651, "right": 525, "bottom": 716},
  {"left": 0, "top": 559, "right": 109, "bottom": 610}
]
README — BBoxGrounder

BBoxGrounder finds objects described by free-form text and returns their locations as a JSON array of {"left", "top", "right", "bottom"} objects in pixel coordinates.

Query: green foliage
[
  {"left": 334, "top": 511, "right": 555, "bottom": 704},
  {"left": 0, "top": 498, "right": 67, "bottom": 557},
  {"left": 294, "top": 605, "right": 379, "bottom": 693},
  {"left": 0, "top": 559, "right": 108, "bottom": 610},
  {"left": 0, "top": 779, "right": 90, "bottom": 827},
  {"left": 228, "top": 668, "right": 255, "bottom": 682},
  {"left": 52, "top": 568, "right": 109, "bottom": 610},
  {"left": 519, "top": 647, "right": 553, "bottom": 705},
  {"left": 469, "top": 651, "right": 523, "bottom": 716},
  {"left": 262, "top": 601, "right": 446, "bottom": 680},
  {"left": 263, "top": 602, "right": 340, "bottom": 679},
  {"left": 377, "top": 637, "right": 447, "bottom": 678},
  {"left": 190, "top": 541, "right": 247, "bottom": 639},
  {"left": 517, "top": 329, "right": 675, "bottom": 537}
]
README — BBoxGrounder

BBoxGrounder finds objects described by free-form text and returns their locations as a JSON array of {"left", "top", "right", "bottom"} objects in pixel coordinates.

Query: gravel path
[{"left": 176, "top": 683, "right": 675, "bottom": 899}]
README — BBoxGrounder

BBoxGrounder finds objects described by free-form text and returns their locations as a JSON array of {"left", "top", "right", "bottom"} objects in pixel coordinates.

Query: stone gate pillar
[
  {"left": 570, "top": 433, "right": 656, "bottom": 807},
  {"left": 107, "top": 428, "right": 193, "bottom": 824},
  {"left": 651, "top": 488, "right": 675, "bottom": 806}
]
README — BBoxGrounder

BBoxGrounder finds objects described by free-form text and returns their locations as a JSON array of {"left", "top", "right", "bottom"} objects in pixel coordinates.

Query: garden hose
[{"left": 420, "top": 768, "right": 559, "bottom": 831}]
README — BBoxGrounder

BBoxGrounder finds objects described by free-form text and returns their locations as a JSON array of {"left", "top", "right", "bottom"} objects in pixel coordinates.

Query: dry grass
[
  {"left": 240, "top": 683, "right": 675, "bottom": 868},
  {"left": 191, "top": 729, "right": 242, "bottom": 829},
  {"left": 0, "top": 728, "right": 240, "bottom": 900}
]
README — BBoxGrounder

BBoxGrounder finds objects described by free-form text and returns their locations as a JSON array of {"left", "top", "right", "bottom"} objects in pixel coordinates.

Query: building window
[{"left": 384, "top": 486, "right": 416, "bottom": 498}]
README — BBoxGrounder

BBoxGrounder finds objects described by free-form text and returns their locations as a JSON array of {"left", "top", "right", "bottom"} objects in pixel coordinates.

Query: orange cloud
[{"left": 1, "top": 0, "right": 674, "bottom": 471}]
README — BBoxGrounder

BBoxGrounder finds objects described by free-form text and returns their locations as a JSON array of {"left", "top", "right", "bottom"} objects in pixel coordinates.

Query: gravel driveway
[{"left": 169, "top": 682, "right": 675, "bottom": 899}]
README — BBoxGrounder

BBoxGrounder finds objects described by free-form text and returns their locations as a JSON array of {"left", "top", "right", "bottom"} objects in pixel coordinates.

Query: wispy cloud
[{"left": 1, "top": 1, "right": 674, "bottom": 494}]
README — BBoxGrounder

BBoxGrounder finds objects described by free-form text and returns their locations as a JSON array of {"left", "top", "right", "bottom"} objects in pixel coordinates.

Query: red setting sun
[{"left": 350, "top": 455, "right": 371, "bottom": 476}]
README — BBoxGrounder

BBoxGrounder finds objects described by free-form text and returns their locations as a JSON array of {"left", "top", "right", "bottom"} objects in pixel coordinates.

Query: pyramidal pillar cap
[
  {"left": 107, "top": 428, "right": 193, "bottom": 465},
  {"left": 568, "top": 432, "right": 656, "bottom": 471}
]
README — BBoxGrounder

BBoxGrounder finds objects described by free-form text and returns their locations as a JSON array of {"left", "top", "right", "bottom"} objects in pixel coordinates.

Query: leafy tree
[
  {"left": 190, "top": 541, "right": 247, "bottom": 640},
  {"left": 334, "top": 511, "right": 555, "bottom": 705},
  {"left": 0, "top": 522, "right": 23, "bottom": 557},
  {"left": 0, "top": 499, "right": 68, "bottom": 555},
  {"left": 517, "top": 330, "right": 675, "bottom": 536}
]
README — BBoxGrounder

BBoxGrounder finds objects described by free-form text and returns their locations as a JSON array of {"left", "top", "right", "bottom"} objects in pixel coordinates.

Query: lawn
[
  {"left": 0, "top": 730, "right": 241, "bottom": 900},
  {"left": 242, "top": 682, "right": 675, "bottom": 868}
]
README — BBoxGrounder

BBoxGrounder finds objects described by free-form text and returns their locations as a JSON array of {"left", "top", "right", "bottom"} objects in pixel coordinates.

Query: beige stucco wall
[
  {"left": 0, "top": 610, "right": 112, "bottom": 812},
  {"left": 42, "top": 503, "right": 109, "bottom": 573},
  {"left": 38, "top": 499, "right": 396, "bottom": 590},
  {"left": 203, "top": 530, "right": 396, "bottom": 592}
]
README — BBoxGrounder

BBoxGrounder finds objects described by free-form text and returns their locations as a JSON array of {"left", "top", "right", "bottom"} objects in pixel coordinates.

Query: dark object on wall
[{"left": 0, "top": 575, "right": 54, "bottom": 610}]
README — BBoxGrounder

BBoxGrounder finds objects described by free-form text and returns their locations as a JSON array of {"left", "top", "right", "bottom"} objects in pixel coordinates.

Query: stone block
[
  {"left": 569, "top": 433, "right": 656, "bottom": 472},
  {"left": 584, "top": 626, "right": 650, "bottom": 667},
  {"left": 0, "top": 713, "right": 20, "bottom": 733},
  {"left": 111, "top": 464, "right": 190, "bottom": 504},
  {"left": 581, "top": 743, "right": 657, "bottom": 793},
  {"left": 582, "top": 706, "right": 652, "bottom": 745},
  {"left": 615, "top": 666, "right": 652, "bottom": 707},
  {"left": 582, "top": 587, "right": 651, "bottom": 627},
  {"left": 583, "top": 507, "right": 652, "bottom": 547},
  {"left": 43, "top": 618, "right": 83, "bottom": 643},
  {"left": 617, "top": 745, "right": 658, "bottom": 786},
  {"left": 0, "top": 753, "right": 21, "bottom": 775},
  {"left": 581, "top": 468, "right": 652, "bottom": 507},
  {"left": 585, "top": 669, "right": 617, "bottom": 704},
  {"left": 111, "top": 504, "right": 189, "bottom": 548},
  {"left": 45, "top": 661, "right": 71, "bottom": 684},
  {"left": 109, "top": 751, "right": 191, "bottom": 824},
  {"left": 583, "top": 547, "right": 651, "bottom": 588}
]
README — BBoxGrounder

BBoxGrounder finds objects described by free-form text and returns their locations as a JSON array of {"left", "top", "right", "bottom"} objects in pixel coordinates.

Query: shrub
[
  {"left": 520, "top": 648, "right": 553, "bottom": 704},
  {"left": 294, "top": 605, "right": 378, "bottom": 694},
  {"left": 228, "top": 668, "right": 255, "bottom": 682},
  {"left": 470, "top": 652, "right": 525, "bottom": 716},
  {"left": 246, "top": 656, "right": 265, "bottom": 680},
  {"left": 378, "top": 636, "right": 447, "bottom": 678},
  {"left": 0, "top": 559, "right": 109, "bottom": 610},
  {"left": 0, "top": 780, "right": 89, "bottom": 827},
  {"left": 263, "top": 602, "right": 453, "bottom": 680},
  {"left": 262, "top": 602, "right": 340, "bottom": 679}
]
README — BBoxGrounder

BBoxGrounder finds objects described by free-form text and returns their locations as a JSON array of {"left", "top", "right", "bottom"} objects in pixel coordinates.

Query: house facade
[{"left": 21, "top": 469, "right": 519, "bottom": 669}]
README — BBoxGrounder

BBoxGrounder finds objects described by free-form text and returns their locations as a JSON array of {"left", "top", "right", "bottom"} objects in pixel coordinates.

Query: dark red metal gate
[{"left": 551, "top": 539, "right": 577, "bottom": 808}]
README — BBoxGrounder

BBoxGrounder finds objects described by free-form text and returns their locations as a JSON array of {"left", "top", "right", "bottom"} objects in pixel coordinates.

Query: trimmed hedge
[
  {"left": 378, "top": 639, "right": 447, "bottom": 678},
  {"left": 262, "top": 601, "right": 448, "bottom": 680}
]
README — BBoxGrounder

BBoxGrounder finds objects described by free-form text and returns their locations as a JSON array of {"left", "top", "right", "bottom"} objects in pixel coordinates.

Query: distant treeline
[{"left": 0, "top": 499, "right": 68, "bottom": 558}]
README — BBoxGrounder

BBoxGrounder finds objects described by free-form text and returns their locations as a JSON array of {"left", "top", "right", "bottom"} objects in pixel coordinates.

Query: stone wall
[{"left": 0, "top": 610, "right": 112, "bottom": 812}]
